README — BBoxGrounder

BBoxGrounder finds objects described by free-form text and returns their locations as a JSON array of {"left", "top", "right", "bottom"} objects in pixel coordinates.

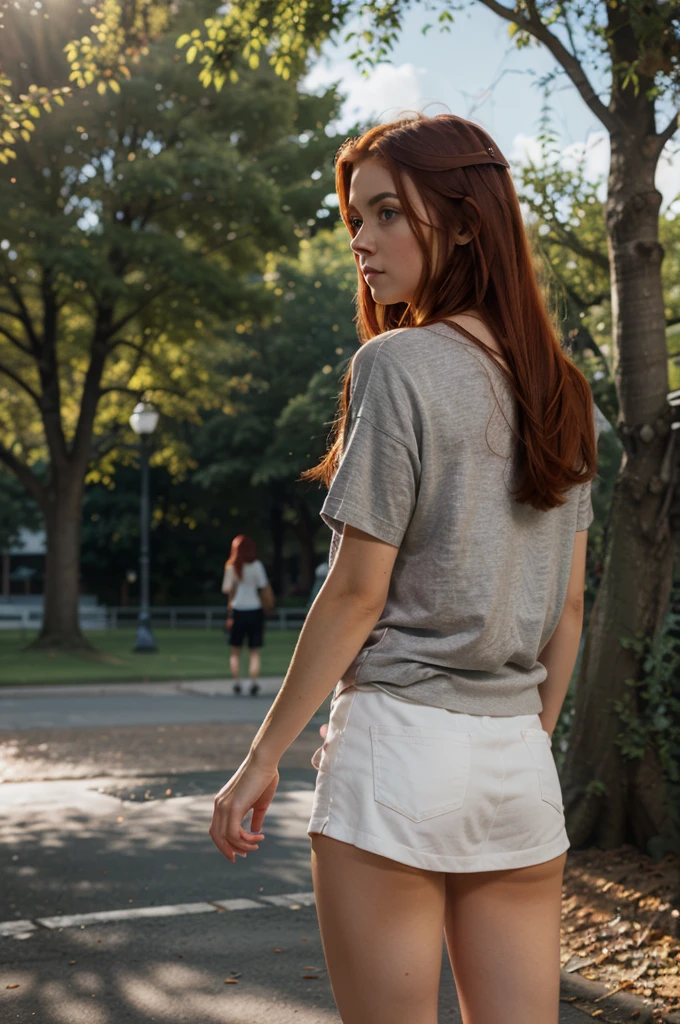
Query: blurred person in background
[{"left": 222, "top": 535, "right": 274, "bottom": 696}]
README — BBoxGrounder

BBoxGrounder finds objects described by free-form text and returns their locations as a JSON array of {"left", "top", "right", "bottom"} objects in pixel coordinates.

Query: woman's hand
[{"left": 209, "top": 755, "right": 279, "bottom": 862}]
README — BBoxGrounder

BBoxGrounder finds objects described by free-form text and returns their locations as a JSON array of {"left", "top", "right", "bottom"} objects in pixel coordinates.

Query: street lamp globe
[{"left": 129, "top": 401, "right": 159, "bottom": 436}]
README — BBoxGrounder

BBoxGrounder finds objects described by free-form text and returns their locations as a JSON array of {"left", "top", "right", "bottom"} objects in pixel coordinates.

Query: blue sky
[{"left": 303, "top": 4, "right": 680, "bottom": 211}]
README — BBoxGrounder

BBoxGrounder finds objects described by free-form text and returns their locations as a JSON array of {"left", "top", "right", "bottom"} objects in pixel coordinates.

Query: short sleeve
[
  {"left": 320, "top": 340, "right": 421, "bottom": 548},
  {"left": 255, "top": 561, "right": 268, "bottom": 588},
  {"left": 575, "top": 480, "right": 594, "bottom": 531}
]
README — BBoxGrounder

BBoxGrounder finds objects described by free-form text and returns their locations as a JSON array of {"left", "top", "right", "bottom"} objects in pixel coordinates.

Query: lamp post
[{"left": 129, "top": 401, "right": 159, "bottom": 653}]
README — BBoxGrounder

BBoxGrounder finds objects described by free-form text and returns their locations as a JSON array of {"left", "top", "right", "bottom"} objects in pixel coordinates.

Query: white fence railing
[
  {"left": 107, "top": 606, "right": 307, "bottom": 631},
  {"left": 0, "top": 605, "right": 307, "bottom": 632},
  {"left": 0, "top": 607, "right": 108, "bottom": 631}
]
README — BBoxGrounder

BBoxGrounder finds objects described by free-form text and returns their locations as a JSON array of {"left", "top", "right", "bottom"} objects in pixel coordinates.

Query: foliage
[
  {"left": 0, "top": 9, "right": 342, "bottom": 504},
  {"left": 0, "top": 466, "right": 41, "bottom": 552},
  {"left": 80, "top": 223, "right": 361, "bottom": 603}
]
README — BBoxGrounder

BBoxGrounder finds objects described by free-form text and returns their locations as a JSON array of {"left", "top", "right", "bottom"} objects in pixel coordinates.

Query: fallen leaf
[
  {"left": 302, "top": 975, "right": 319, "bottom": 980},
  {"left": 6, "top": 984, "right": 19, "bottom": 990},
  {"left": 274, "top": 948, "right": 282, "bottom": 953},
  {"left": 224, "top": 979, "right": 238, "bottom": 984}
]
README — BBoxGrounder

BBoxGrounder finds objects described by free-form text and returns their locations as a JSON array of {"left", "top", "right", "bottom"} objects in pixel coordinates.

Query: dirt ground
[{"left": 561, "top": 844, "right": 680, "bottom": 1020}]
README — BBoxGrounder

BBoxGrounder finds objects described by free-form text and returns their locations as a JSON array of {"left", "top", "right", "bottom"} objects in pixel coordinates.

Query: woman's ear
[{"left": 452, "top": 227, "right": 474, "bottom": 246}]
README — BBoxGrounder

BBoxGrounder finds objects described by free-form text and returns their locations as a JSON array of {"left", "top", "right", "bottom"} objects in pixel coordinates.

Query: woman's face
[{"left": 347, "top": 158, "right": 431, "bottom": 307}]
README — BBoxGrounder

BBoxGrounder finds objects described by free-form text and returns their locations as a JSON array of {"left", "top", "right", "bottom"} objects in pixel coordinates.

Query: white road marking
[
  {"left": 3, "top": 892, "right": 316, "bottom": 937},
  {"left": 36, "top": 902, "right": 219, "bottom": 929},
  {"left": 213, "top": 898, "right": 266, "bottom": 911},
  {"left": 260, "top": 892, "right": 317, "bottom": 908},
  {"left": 0, "top": 920, "right": 36, "bottom": 937}
]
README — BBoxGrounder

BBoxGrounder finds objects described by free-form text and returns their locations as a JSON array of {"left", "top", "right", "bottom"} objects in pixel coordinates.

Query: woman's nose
[{"left": 350, "top": 228, "right": 374, "bottom": 257}]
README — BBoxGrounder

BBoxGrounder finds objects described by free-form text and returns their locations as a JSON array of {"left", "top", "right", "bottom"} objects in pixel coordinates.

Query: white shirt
[{"left": 221, "top": 559, "right": 268, "bottom": 610}]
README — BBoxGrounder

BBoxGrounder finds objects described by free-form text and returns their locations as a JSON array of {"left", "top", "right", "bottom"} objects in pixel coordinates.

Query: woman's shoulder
[
  {"left": 351, "top": 327, "right": 440, "bottom": 380},
  {"left": 355, "top": 323, "right": 478, "bottom": 365}
]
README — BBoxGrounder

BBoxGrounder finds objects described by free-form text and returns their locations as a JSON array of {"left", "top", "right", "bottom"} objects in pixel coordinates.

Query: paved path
[
  {"left": 0, "top": 678, "right": 291, "bottom": 731},
  {"left": 0, "top": 771, "right": 597, "bottom": 1024},
  {"left": 0, "top": 681, "right": 599, "bottom": 1023}
]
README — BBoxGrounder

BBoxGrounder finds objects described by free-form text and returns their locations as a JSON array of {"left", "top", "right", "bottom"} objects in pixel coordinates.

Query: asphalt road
[
  {"left": 0, "top": 678, "right": 307, "bottom": 731},
  {"left": 0, "top": 682, "right": 599, "bottom": 1023}
]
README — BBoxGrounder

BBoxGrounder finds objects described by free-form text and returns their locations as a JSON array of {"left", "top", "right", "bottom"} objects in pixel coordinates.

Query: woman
[
  {"left": 210, "top": 113, "right": 601, "bottom": 1024},
  {"left": 221, "top": 534, "right": 270, "bottom": 696}
]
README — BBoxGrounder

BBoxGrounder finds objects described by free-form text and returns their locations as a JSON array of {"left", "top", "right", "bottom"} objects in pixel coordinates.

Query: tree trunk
[
  {"left": 562, "top": 131, "right": 678, "bottom": 854},
  {"left": 31, "top": 471, "right": 92, "bottom": 651}
]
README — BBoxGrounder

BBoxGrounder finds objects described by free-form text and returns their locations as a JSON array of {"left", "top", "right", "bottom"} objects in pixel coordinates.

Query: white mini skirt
[{"left": 307, "top": 685, "right": 570, "bottom": 872}]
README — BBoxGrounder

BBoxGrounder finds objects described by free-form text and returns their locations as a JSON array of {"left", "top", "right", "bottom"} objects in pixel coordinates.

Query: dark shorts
[{"left": 229, "top": 608, "right": 265, "bottom": 648}]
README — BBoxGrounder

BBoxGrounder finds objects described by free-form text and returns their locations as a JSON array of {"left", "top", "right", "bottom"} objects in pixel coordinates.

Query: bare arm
[
  {"left": 537, "top": 530, "right": 588, "bottom": 736},
  {"left": 249, "top": 525, "right": 399, "bottom": 768}
]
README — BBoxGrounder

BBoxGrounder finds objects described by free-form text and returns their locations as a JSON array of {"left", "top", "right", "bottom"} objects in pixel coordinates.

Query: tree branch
[
  {"left": 0, "top": 323, "right": 34, "bottom": 356},
  {"left": 657, "top": 110, "right": 680, "bottom": 152},
  {"left": 98, "top": 385, "right": 142, "bottom": 397},
  {"left": 36, "top": 266, "right": 68, "bottom": 466},
  {"left": 107, "top": 288, "right": 167, "bottom": 340},
  {"left": 475, "top": 0, "right": 623, "bottom": 135},
  {"left": 1, "top": 275, "right": 41, "bottom": 353},
  {"left": 545, "top": 221, "right": 610, "bottom": 273},
  {"left": 0, "top": 306, "right": 35, "bottom": 354},
  {"left": 0, "top": 361, "right": 42, "bottom": 408},
  {"left": 0, "top": 442, "right": 46, "bottom": 509}
]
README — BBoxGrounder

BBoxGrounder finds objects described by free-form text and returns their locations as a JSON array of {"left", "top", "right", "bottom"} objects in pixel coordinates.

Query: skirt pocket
[
  {"left": 370, "top": 726, "right": 471, "bottom": 822},
  {"left": 521, "top": 728, "right": 563, "bottom": 812}
]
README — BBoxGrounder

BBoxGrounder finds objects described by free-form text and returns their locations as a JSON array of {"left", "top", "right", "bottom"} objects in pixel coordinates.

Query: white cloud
[{"left": 303, "top": 60, "right": 432, "bottom": 131}]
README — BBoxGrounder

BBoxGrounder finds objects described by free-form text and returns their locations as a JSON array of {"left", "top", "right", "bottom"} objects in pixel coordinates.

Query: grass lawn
[{"left": 0, "top": 628, "right": 300, "bottom": 686}]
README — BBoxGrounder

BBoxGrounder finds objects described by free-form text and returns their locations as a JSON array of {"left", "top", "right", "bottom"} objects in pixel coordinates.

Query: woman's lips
[{"left": 363, "top": 269, "right": 383, "bottom": 280}]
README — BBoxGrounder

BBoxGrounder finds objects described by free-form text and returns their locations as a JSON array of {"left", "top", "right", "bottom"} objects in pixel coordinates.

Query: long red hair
[
  {"left": 301, "top": 112, "right": 597, "bottom": 511},
  {"left": 226, "top": 534, "right": 257, "bottom": 581}
]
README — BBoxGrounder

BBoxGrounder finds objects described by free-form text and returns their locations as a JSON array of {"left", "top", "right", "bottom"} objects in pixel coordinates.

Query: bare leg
[
  {"left": 444, "top": 851, "right": 567, "bottom": 1024},
  {"left": 310, "top": 834, "right": 445, "bottom": 1024},
  {"left": 248, "top": 648, "right": 261, "bottom": 680},
  {"left": 229, "top": 646, "right": 241, "bottom": 680}
]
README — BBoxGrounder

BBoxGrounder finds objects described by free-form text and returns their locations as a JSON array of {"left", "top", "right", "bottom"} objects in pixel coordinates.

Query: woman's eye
[{"left": 349, "top": 208, "right": 399, "bottom": 232}]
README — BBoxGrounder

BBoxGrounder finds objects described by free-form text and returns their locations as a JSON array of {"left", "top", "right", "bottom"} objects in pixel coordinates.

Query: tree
[{"left": 0, "top": 5, "right": 341, "bottom": 649}]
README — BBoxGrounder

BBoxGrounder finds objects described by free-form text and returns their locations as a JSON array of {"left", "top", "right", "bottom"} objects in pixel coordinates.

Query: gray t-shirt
[{"left": 321, "top": 321, "right": 602, "bottom": 716}]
